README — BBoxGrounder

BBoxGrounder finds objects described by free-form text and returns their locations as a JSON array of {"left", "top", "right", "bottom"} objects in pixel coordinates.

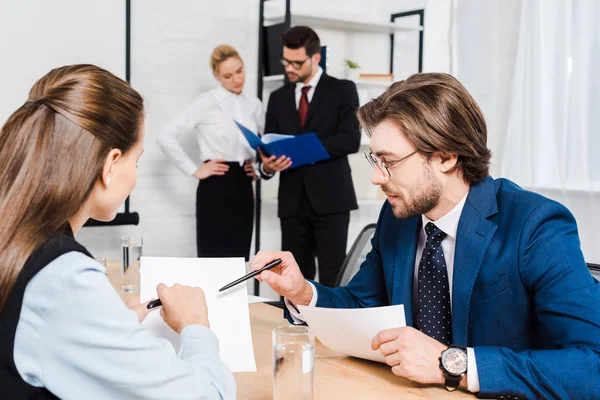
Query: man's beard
[
  {"left": 383, "top": 165, "right": 442, "bottom": 219},
  {"left": 288, "top": 61, "right": 312, "bottom": 83}
]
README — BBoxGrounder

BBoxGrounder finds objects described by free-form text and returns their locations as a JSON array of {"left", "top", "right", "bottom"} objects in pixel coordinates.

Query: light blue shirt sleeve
[{"left": 14, "top": 251, "right": 236, "bottom": 400}]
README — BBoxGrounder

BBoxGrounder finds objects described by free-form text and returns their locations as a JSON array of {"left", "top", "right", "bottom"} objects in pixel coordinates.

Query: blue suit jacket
[{"left": 311, "top": 177, "right": 600, "bottom": 399}]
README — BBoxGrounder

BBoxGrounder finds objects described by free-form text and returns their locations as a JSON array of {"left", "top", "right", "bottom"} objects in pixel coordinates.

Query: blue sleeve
[
  {"left": 14, "top": 252, "right": 237, "bottom": 400},
  {"left": 313, "top": 201, "right": 390, "bottom": 309},
  {"left": 476, "top": 201, "right": 600, "bottom": 399}
]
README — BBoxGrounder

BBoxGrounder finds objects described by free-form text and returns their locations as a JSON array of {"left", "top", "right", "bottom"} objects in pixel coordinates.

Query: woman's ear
[{"left": 102, "top": 149, "right": 122, "bottom": 188}]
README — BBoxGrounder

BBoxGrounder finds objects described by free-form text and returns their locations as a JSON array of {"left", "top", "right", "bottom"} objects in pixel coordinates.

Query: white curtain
[{"left": 453, "top": 0, "right": 600, "bottom": 262}]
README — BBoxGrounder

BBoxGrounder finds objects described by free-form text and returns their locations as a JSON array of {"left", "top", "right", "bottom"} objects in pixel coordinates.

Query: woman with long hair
[
  {"left": 158, "top": 44, "right": 267, "bottom": 259},
  {"left": 0, "top": 65, "right": 235, "bottom": 399}
]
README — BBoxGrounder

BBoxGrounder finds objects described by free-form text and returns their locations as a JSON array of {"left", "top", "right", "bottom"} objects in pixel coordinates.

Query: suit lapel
[
  {"left": 303, "top": 74, "right": 329, "bottom": 129},
  {"left": 391, "top": 216, "right": 421, "bottom": 328},
  {"left": 451, "top": 177, "right": 499, "bottom": 346}
]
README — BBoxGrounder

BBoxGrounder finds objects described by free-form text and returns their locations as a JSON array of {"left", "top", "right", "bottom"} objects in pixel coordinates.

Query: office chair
[
  {"left": 334, "top": 223, "right": 377, "bottom": 287},
  {"left": 263, "top": 223, "right": 377, "bottom": 308},
  {"left": 587, "top": 263, "right": 600, "bottom": 282}
]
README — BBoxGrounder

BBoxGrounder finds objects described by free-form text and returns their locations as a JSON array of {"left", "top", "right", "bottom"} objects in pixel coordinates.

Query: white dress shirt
[
  {"left": 14, "top": 252, "right": 236, "bottom": 399},
  {"left": 294, "top": 66, "right": 323, "bottom": 109},
  {"left": 157, "top": 86, "right": 265, "bottom": 176},
  {"left": 286, "top": 193, "right": 480, "bottom": 392}
]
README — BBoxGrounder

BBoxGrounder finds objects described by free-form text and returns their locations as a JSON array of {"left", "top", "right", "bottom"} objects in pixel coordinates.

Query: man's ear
[
  {"left": 312, "top": 52, "right": 322, "bottom": 65},
  {"left": 437, "top": 151, "right": 459, "bottom": 173}
]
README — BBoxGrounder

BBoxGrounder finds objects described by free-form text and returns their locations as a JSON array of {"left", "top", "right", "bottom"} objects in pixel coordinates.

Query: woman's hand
[
  {"left": 193, "top": 159, "right": 230, "bottom": 180},
  {"left": 244, "top": 160, "right": 257, "bottom": 180},
  {"left": 125, "top": 295, "right": 152, "bottom": 323}
]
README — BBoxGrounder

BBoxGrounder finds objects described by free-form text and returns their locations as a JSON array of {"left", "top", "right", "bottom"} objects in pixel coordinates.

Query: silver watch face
[{"left": 441, "top": 348, "right": 467, "bottom": 375}]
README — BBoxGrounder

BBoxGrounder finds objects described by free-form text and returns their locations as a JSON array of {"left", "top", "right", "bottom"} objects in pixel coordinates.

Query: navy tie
[{"left": 417, "top": 222, "right": 452, "bottom": 345}]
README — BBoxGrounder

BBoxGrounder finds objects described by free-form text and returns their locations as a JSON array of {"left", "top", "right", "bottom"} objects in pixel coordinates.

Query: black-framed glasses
[
  {"left": 280, "top": 57, "right": 310, "bottom": 69},
  {"left": 364, "top": 150, "right": 417, "bottom": 178}
]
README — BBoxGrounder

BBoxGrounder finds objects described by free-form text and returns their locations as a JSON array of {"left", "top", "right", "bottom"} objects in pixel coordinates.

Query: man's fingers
[
  {"left": 378, "top": 342, "right": 397, "bottom": 356},
  {"left": 371, "top": 328, "right": 401, "bottom": 350}
]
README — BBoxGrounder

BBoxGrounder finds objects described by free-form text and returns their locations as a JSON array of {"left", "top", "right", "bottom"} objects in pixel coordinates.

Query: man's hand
[
  {"left": 259, "top": 148, "right": 292, "bottom": 173},
  {"left": 371, "top": 326, "right": 450, "bottom": 385},
  {"left": 249, "top": 250, "right": 313, "bottom": 306}
]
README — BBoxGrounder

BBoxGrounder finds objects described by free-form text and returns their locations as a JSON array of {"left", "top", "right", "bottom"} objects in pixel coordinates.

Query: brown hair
[
  {"left": 281, "top": 26, "right": 321, "bottom": 56},
  {"left": 357, "top": 72, "right": 491, "bottom": 184},
  {"left": 0, "top": 64, "right": 144, "bottom": 309},
  {"left": 210, "top": 44, "right": 242, "bottom": 74}
]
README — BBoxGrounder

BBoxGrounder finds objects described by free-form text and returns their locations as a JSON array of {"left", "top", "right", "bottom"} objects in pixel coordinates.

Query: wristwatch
[{"left": 439, "top": 346, "right": 468, "bottom": 391}]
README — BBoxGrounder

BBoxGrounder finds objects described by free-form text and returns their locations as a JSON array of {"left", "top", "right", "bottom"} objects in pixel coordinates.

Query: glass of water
[
  {"left": 121, "top": 236, "right": 142, "bottom": 293},
  {"left": 272, "top": 325, "right": 315, "bottom": 400}
]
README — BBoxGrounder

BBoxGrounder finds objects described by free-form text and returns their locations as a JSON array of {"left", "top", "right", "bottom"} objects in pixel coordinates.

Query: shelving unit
[
  {"left": 263, "top": 74, "right": 393, "bottom": 88},
  {"left": 253, "top": 0, "right": 425, "bottom": 294},
  {"left": 263, "top": 13, "right": 422, "bottom": 34}
]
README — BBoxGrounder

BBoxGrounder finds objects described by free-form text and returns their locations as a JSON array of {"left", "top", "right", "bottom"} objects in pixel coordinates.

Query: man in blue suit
[{"left": 250, "top": 73, "right": 600, "bottom": 399}]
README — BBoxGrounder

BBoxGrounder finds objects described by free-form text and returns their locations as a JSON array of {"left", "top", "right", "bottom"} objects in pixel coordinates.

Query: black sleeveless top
[{"left": 0, "top": 228, "right": 92, "bottom": 399}]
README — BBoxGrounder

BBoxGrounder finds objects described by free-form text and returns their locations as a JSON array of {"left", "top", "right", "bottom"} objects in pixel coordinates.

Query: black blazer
[{"left": 264, "top": 73, "right": 361, "bottom": 218}]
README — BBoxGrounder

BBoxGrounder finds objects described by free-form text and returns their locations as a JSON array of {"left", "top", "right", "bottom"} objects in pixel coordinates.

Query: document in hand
[
  {"left": 235, "top": 121, "right": 330, "bottom": 168},
  {"left": 297, "top": 305, "right": 406, "bottom": 363},
  {"left": 140, "top": 257, "right": 257, "bottom": 372}
]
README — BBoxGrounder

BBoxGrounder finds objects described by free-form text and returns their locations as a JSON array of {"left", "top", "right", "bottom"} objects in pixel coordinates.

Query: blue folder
[{"left": 235, "top": 121, "right": 330, "bottom": 169}]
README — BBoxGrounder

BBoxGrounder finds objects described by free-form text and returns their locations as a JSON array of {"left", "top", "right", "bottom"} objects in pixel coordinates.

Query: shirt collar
[
  {"left": 421, "top": 192, "right": 469, "bottom": 240},
  {"left": 215, "top": 85, "right": 246, "bottom": 100},
  {"left": 296, "top": 66, "right": 323, "bottom": 91}
]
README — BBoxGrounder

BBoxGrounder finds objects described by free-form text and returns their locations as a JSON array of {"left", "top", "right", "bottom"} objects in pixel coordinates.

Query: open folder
[{"left": 235, "top": 121, "right": 330, "bottom": 168}]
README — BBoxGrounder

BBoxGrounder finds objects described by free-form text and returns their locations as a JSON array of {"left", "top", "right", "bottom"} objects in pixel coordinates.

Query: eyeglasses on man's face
[
  {"left": 364, "top": 150, "right": 418, "bottom": 178},
  {"left": 280, "top": 56, "right": 310, "bottom": 70}
]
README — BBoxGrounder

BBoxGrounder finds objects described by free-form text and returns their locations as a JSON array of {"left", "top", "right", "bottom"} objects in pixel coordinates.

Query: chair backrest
[
  {"left": 334, "top": 224, "right": 377, "bottom": 287},
  {"left": 588, "top": 263, "right": 600, "bottom": 282}
]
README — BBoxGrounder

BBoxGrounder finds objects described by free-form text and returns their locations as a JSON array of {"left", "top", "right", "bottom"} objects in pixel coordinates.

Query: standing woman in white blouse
[{"left": 158, "top": 45, "right": 263, "bottom": 260}]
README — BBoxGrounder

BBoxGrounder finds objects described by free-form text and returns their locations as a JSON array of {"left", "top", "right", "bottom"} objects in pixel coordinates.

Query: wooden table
[
  {"left": 106, "top": 261, "right": 476, "bottom": 399},
  {"left": 236, "top": 303, "right": 476, "bottom": 399}
]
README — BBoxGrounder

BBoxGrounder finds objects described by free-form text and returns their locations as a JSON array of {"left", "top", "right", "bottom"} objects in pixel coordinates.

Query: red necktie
[{"left": 298, "top": 85, "right": 311, "bottom": 128}]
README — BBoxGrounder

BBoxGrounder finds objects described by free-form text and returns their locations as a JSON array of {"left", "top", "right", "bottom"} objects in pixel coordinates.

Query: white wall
[
  {"left": 0, "top": 0, "right": 125, "bottom": 124},
  {"left": 76, "top": 0, "right": 442, "bottom": 262},
  {"left": 78, "top": 0, "right": 261, "bottom": 261},
  {"left": 13, "top": 1, "right": 592, "bottom": 268}
]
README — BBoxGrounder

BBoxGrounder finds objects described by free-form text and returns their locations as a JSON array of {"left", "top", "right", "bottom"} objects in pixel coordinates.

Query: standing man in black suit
[{"left": 260, "top": 26, "right": 361, "bottom": 287}]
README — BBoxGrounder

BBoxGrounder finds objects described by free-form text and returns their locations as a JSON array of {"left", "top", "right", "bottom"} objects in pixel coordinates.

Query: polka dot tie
[{"left": 417, "top": 222, "right": 452, "bottom": 345}]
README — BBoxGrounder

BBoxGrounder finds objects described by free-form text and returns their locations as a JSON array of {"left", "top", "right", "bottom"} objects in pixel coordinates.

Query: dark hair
[
  {"left": 281, "top": 26, "right": 321, "bottom": 56},
  {"left": 357, "top": 72, "right": 491, "bottom": 185},
  {"left": 0, "top": 64, "right": 144, "bottom": 309}
]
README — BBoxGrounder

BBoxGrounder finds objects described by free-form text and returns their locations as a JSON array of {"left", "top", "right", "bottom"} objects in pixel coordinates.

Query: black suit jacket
[{"left": 264, "top": 73, "right": 361, "bottom": 218}]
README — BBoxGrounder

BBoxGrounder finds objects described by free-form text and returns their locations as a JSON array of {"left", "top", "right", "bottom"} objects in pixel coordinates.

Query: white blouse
[{"left": 157, "top": 86, "right": 265, "bottom": 176}]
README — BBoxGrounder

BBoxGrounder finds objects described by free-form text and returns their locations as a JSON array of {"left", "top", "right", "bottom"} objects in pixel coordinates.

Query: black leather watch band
[{"left": 445, "top": 373, "right": 463, "bottom": 391}]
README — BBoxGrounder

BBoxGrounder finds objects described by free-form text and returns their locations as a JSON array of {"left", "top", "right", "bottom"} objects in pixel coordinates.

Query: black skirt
[{"left": 195, "top": 162, "right": 254, "bottom": 260}]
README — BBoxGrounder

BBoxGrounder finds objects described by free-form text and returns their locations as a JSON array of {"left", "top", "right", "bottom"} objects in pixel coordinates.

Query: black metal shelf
[{"left": 84, "top": 0, "right": 139, "bottom": 228}]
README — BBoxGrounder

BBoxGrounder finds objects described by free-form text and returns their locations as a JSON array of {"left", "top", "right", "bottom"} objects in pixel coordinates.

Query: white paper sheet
[
  {"left": 140, "top": 257, "right": 256, "bottom": 372},
  {"left": 297, "top": 305, "right": 406, "bottom": 363}
]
